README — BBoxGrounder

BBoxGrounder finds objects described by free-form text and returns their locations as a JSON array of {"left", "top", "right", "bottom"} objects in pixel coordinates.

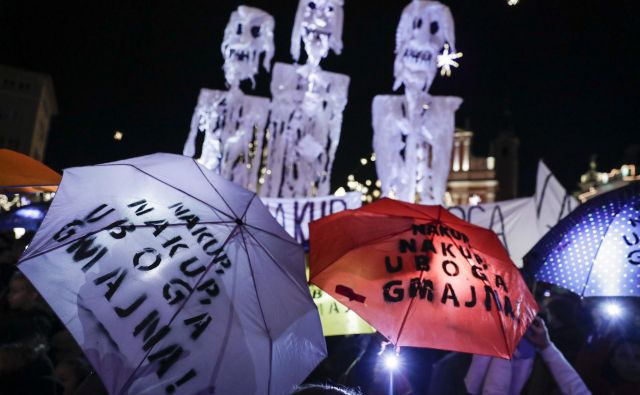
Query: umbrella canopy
[
  {"left": 309, "top": 198, "right": 538, "bottom": 359},
  {"left": 0, "top": 203, "right": 49, "bottom": 231},
  {"left": 526, "top": 182, "right": 640, "bottom": 297},
  {"left": 0, "top": 149, "right": 61, "bottom": 193},
  {"left": 18, "top": 153, "right": 326, "bottom": 395}
]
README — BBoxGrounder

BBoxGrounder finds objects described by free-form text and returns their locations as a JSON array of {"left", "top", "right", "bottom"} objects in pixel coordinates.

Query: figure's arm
[
  {"left": 526, "top": 317, "right": 591, "bottom": 395},
  {"left": 482, "top": 357, "right": 520, "bottom": 395},
  {"left": 464, "top": 354, "right": 491, "bottom": 394}
]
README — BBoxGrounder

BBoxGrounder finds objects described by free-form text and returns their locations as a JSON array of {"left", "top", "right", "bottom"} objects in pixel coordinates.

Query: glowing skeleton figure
[
  {"left": 183, "top": 6, "right": 274, "bottom": 191},
  {"left": 372, "top": 1, "right": 462, "bottom": 204},
  {"left": 261, "top": 0, "right": 349, "bottom": 198}
]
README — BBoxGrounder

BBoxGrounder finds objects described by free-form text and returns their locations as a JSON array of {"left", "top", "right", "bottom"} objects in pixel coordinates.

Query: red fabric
[
  {"left": 310, "top": 198, "right": 538, "bottom": 359},
  {"left": 0, "top": 149, "right": 60, "bottom": 192}
]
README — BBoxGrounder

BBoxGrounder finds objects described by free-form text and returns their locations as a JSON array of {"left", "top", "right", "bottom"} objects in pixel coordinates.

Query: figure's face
[
  {"left": 222, "top": 7, "right": 274, "bottom": 86},
  {"left": 300, "top": 0, "right": 340, "bottom": 65},
  {"left": 611, "top": 341, "right": 640, "bottom": 382},
  {"left": 395, "top": 3, "right": 448, "bottom": 92},
  {"left": 7, "top": 277, "right": 37, "bottom": 310}
]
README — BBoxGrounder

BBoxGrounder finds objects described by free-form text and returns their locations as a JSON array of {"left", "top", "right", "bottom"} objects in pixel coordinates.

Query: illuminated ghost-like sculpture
[
  {"left": 183, "top": 6, "right": 274, "bottom": 191},
  {"left": 372, "top": 0, "right": 462, "bottom": 204},
  {"left": 260, "top": 0, "right": 349, "bottom": 198}
]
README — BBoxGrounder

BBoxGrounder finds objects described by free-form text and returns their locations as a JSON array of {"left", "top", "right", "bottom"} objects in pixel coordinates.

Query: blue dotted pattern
[{"left": 530, "top": 182, "right": 640, "bottom": 296}]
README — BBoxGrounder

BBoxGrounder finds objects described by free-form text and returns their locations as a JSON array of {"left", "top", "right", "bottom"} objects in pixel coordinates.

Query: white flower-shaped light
[{"left": 437, "top": 43, "right": 463, "bottom": 77}]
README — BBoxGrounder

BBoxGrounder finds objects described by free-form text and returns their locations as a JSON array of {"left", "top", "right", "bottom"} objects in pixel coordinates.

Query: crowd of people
[
  {"left": 300, "top": 281, "right": 640, "bottom": 394},
  {"left": 1, "top": 228, "right": 640, "bottom": 395},
  {"left": 0, "top": 230, "right": 108, "bottom": 395}
]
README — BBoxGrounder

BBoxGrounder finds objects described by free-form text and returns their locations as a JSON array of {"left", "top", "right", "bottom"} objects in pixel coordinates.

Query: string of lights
[{"left": 334, "top": 152, "right": 381, "bottom": 203}]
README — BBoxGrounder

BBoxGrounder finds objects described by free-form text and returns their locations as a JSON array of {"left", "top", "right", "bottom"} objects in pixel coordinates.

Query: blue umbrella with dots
[{"left": 525, "top": 182, "right": 640, "bottom": 297}]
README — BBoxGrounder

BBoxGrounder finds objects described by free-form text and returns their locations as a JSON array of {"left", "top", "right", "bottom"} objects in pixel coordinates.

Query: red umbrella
[
  {"left": 0, "top": 149, "right": 61, "bottom": 193},
  {"left": 309, "top": 198, "right": 538, "bottom": 359}
]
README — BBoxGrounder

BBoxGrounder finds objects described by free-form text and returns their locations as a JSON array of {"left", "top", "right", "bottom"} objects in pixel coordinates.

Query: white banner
[
  {"left": 534, "top": 161, "right": 579, "bottom": 234},
  {"left": 448, "top": 161, "right": 578, "bottom": 267},
  {"left": 261, "top": 192, "right": 362, "bottom": 249}
]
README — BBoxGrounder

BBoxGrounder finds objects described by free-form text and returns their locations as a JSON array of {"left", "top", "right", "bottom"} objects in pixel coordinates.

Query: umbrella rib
[
  {"left": 440, "top": 224, "right": 513, "bottom": 358},
  {"left": 393, "top": 252, "right": 430, "bottom": 347},
  {"left": 310, "top": 224, "right": 413, "bottom": 283},
  {"left": 393, "top": 208, "right": 513, "bottom": 357},
  {"left": 18, "top": 221, "right": 236, "bottom": 264},
  {"left": 191, "top": 158, "right": 239, "bottom": 219},
  {"left": 579, "top": 203, "right": 624, "bottom": 297},
  {"left": 372, "top": 201, "right": 439, "bottom": 222},
  {"left": 232, "top": 188, "right": 297, "bottom": 247},
  {"left": 238, "top": 227, "right": 273, "bottom": 395},
  {"left": 244, "top": 227, "right": 310, "bottom": 296},
  {"left": 240, "top": 193, "right": 257, "bottom": 222},
  {"left": 119, "top": 222, "right": 242, "bottom": 394},
  {"left": 97, "top": 163, "right": 235, "bottom": 221},
  {"left": 232, "top": 184, "right": 292, "bottom": 251},
  {"left": 206, "top": 231, "right": 245, "bottom": 393},
  {"left": 394, "top": 208, "right": 443, "bottom": 346},
  {"left": 243, "top": 223, "right": 300, "bottom": 246}
]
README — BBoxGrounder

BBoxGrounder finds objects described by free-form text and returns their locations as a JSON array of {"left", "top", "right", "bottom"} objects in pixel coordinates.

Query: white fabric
[
  {"left": 464, "top": 343, "right": 591, "bottom": 395},
  {"left": 221, "top": 6, "right": 275, "bottom": 88},
  {"left": 184, "top": 88, "right": 269, "bottom": 192},
  {"left": 261, "top": 63, "right": 349, "bottom": 198},
  {"left": 184, "top": 6, "right": 274, "bottom": 192},
  {"left": 539, "top": 344, "right": 592, "bottom": 395},
  {"left": 449, "top": 161, "right": 578, "bottom": 267},
  {"left": 464, "top": 354, "right": 534, "bottom": 395},
  {"left": 372, "top": 94, "right": 462, "bottom": 205},
  {"left": 373, "top": 1, "right": 462, "bottom": 205},
  {"left": 261, "top": 192, "right": 361, "bottom": 246}
]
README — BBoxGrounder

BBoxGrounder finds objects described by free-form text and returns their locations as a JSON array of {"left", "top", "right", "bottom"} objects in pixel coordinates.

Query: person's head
[
  {"left": 55, "top": 358, "right": 91, "bottom": 395},
  {"left": 0, "top": 343, "right": 31, "bottom": 373},
  {"left": 291, "top": 383, "right": 360, "bottom": 395},
  {"left": 7, "top": 271, "right": 39, "bottom": 311},
  {"left": 50, "top": 330, "right": 83, "bottom": 365},
  {"left": 0, "top": 235, "right": 28, "bottom": 266},
  {"left": 609, "top": 337, "right": 640, "bottom": 383},
  {"left": 542, "top": 294, "right": 581, "bottom": 330},
  {"left": 222, "top": 6, "right": 275, "bottom": 88}
]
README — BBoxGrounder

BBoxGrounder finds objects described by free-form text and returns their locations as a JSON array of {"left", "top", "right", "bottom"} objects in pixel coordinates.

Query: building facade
[
  {"left": 445, "top": 129, "right": 499, "bottom": 206},
  {"left": 575, "top": 157, "right": 640, "bottom": 202},
  {"left": 0, "top": 65, "right": 57, "bottom": 161}
]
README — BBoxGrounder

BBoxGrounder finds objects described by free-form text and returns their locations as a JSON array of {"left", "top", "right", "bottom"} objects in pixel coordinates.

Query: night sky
[{"left": 1, "top": 0, "right": 638, "bottom": 196}]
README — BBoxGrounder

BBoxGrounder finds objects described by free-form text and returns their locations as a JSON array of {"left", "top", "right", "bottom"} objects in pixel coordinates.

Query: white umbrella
[{"left": 18, "top": 153, "right": 326, "bottom": 395}]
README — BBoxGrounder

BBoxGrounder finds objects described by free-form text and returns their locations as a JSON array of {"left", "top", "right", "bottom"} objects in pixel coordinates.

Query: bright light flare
[
  {"left": 507, "top": 0, "right": 520, "bottom": 6},
  {"left": 383, "top": 353, "right": 400, "bottom": 371},
  {"left": 602, "top": 301, "right": 623, "bottom": 319},
  {"left": 437, "top": 43, "right": 463, "bottom": 77}
]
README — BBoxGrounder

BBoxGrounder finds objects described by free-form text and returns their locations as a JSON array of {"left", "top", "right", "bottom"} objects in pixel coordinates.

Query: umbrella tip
[{"left": 235, "top": 218, "right": 243, "bottom": 226}]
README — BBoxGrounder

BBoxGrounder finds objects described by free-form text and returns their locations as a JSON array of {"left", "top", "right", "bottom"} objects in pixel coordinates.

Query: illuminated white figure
[
  {"left": 261, "top": 0, "right": 349, "bottom": 198},
  {"left": 372, "top": 0, "right": 462, "bottom": 204},
  {"left": 183, "top": 6, "right": 274, "bottom": 191}
]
